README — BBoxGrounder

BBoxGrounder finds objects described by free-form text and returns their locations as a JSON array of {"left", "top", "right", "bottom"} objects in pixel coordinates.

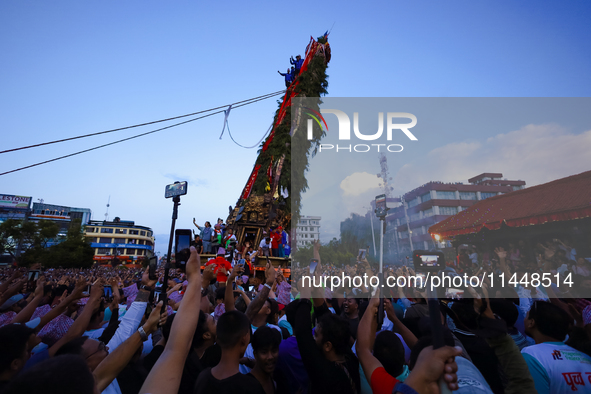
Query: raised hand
[{"left": 494, "top": 247, "right": 507, "bottom": 259}]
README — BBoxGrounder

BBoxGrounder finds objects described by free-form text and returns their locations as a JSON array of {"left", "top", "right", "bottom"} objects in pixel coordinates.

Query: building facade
[
  {"left": 85, "top": 218, "right": 155, "bottom": 263},
  {"left": 30, "top": 202, "right": 92, "bottom": 241},
  {"left": 295, "top": 216, "right": 321, "bottom": 247},
  {"left": 388, "top": 173, "right": 526, "bottom": 255}
]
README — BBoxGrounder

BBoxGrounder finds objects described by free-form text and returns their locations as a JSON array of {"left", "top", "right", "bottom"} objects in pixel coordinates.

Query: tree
[
  {"left": 0, "top": 218, "right": 94, "bottom": 268},
  {"left": 43, "top": 219, "right": 94, "bottom": 269},
  {"left": 0, "top": 219, "right": 60, "bottom": 264}
]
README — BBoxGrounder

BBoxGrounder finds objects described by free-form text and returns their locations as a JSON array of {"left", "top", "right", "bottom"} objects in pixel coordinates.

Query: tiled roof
[{"left": 429, "top": 170, "right": 591, "bottom": 238}]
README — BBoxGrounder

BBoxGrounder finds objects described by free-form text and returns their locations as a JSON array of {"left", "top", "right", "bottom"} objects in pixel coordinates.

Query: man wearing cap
[{"left": 290, "top": 54, "right": 303, "bottom": 75}]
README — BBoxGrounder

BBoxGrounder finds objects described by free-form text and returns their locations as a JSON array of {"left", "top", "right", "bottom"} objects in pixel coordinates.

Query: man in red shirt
[
  {"left": 206, "top": 254, "right": 233, "bottom": 287},
  {"left": 270, "top": 227, "right": 282, "bottom": 257}
]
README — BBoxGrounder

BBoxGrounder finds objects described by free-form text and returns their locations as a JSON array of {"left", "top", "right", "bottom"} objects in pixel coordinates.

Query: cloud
[
  {"left": 340, "top": 172, "right": 381, "bottom": 196},
  {"left": 394, "top": 124, "right": 591, "bottom": 192},
  {"left": 163, "top": 173, "right": 208, "bottom": 187}
]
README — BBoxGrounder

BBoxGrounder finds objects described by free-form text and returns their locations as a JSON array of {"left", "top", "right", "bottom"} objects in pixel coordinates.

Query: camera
[{"left": 413, "top": 250, "right": 444, "bottom": 273}]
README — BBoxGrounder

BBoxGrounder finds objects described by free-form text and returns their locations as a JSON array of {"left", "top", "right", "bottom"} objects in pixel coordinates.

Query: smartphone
[
  {"left": 445, "top": 288, "right": 464, "bottom": 299},
  {"left": 375, "top": 194, "right": 388, "bottom": 217},
  {"left": 84, "top": 285, "right": 91, "bottom": 296},
  {"left": 358, "top": 249, "right": 367, "bottom": 261},
  {"left": 309, "top": 259, "right": 319, "bottom": 275},
  {"left": 175, "top": 229, "right": 192, "bottom": 272},
  {"left": 248, "top": 285, "right": 255, "bottom": 292},
  {"left": 154, "top": 292, "right": 160, "bottom": 304},
  {"left": 149, "top": 257, "right": 158, "bottom": 280},
  {"left": 232, "top": 282, "right": 237, "bottom": 290},
  {"left": 413, "top": 250, "right": 444, "bottom": 273},
  {"left": 104, "top": 285, "right": 113, "bottom": 300},
  {"left": 28, "top": 270, "right": 40, "bottom": 287},
  {"left": 165, "top": 181, "right": 188, "bottom": 199}
]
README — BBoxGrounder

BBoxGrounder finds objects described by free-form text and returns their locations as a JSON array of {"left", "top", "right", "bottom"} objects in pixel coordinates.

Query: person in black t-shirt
[
  {"left": 341, "top": 297, "right": 360, "bottom": 340},
  {"left": 194, "top": 310, "right": 265, "bottom": 394},
  {"left": 249, "top": 325, "right": 281, "bottom": 393},
  {"left": 192, "top": 234, "right": 204, "bottom": 254}
]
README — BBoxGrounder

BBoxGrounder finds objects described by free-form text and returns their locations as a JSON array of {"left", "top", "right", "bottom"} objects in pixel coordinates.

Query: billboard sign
[{"left": 0, "top": 195, "right": 32, "bottom": 210}]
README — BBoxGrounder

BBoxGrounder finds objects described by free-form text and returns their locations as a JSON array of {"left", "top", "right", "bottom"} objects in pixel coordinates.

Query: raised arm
[
  {"left": 94, "top": 301, "right": 166, "bottom": 392},
  {"left": 48, "top": 280, "right": 104, "bottom": 357},
  {"left": 356, "top": 290, "right": 386, "bottom": 383},
  {"left": 224, "top": 264, "right": 244, "bottom": 312},
  {"left": 10, "top": 277, "right": 45, "bottom": 325},
  {"left": 0, "top": 277, "right": 26, "bottom": 306},
  {"left": 384, "top": 298, "right": 418, "bottom": 348},
  {"left": 36, "top": 277, "right": 86, "bottom": 333},
  {"left": 139, "top": 246, "right": 202, "bottom": 394},
  {"left": 0, "top": 270, "right": 23, "bottom": 296},
  {"left": 245, "top": 261, "right": 276, "bottom": 321}
]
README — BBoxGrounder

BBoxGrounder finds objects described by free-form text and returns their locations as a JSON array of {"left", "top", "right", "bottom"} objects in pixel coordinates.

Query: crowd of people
[
  {"left": 1, "top": 232, "right": 590, "bottom": 393},
  {"left": 192, "top": 218, "right": 289, "bottom": 259}
]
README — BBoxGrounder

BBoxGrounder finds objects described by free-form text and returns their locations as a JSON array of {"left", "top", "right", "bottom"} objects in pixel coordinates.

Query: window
[
  {"left": 97, "top": 248, "right": 111, "bottom": 254},
  {"left": 137, "top": 250, "right": 144, "bottom": 256},
  {"left": 146, "top": 241, "right": 153, "bottom": 247},
  {"left": 87, "top": 227, "right": 95, "bottom": 233},
  {"left": 148, "top": 231, "right": 152, "bottom": 237},
  {"left": 423, "top": 208, "right": 433, "bottom": 217},
  {"left": 115, "top": 229, "right": 127, "bottom": 234},
  {"left": 436, "top": 191, "right": 456, "bottom": 200},
  {"left": 459, "top": 192, "right": 477, "bottom": 200},
  {"left": 139, "top": 240, "right": 145, "bottom": 245},
  {"left": 113, "top": 238, "right": 126, "bottom": 244},
  {"left": 481, "top": 192, "right": 497, "bottom": 199},
  {"left": 140, "top": 231, "right": 146, "bottom": 236},
  {"left": 512, "top": 185, "right": 523, "bottom": 191},
  {"left": 410, "top": 213, "right": 421, "bottom": 222},
  {"left": 100, "top": 228, "right": 113, "bottom": 233},
  {"left": 399, "top": 230, "right": 409, "bottom": 239},
  {"left": 421, "top": 193, "right": 431, "bottom": 202},
  {"left": 408, "top": 197, "right": 420, "bottom": 208},
  {"left": 439, "top": 206, "right": 458, "bottom": 215},
  {"left": 99, "top": 237, "right": 112, "bottom": 244},
  {"left": 129, "top": 230, "right": 139, "bottom": 235}
]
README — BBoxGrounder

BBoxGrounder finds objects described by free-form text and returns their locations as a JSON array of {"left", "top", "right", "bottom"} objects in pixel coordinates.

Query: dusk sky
[{"left": 1, "top": 1, "right": 590, "bottom": 254}]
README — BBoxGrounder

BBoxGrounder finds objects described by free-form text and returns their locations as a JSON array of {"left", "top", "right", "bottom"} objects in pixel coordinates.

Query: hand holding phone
[{"left": 309, "top": 259, "right": 319, "bottom": 275}]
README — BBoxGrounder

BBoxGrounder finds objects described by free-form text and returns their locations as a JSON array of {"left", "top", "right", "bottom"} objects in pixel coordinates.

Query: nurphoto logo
[{"left": 307, "top": 109, "right": 418, "bottom": 153}]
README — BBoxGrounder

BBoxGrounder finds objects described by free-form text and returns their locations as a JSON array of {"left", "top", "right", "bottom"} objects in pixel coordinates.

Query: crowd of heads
[{"left": 0, "top": 230, "right": 590, "bottom": 393}]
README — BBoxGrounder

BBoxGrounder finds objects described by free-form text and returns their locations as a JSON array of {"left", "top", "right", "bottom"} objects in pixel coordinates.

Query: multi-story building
[
  {"left": 388, "top": 173, "right": 526, "bottom": 255},
  {"left": 0, "top": 194, "right": 32, "bottom": 224},
  {"left": 295, "top": 216, "right": 321, "bottom": 247},
  {"left": 0, "top": 194, "right": 33, "bottom": 264},
  {"left": 30, "top": 202, "right": 92, "bottom": 241},
  {"left": 85, "top": 218, "right": 155, "bottom": 264}
]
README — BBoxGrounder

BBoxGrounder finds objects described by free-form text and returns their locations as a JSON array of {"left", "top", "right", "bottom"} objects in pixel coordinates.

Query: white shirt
[{"left": 101, "top": 301, "right": 147, "bottom": 394}]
